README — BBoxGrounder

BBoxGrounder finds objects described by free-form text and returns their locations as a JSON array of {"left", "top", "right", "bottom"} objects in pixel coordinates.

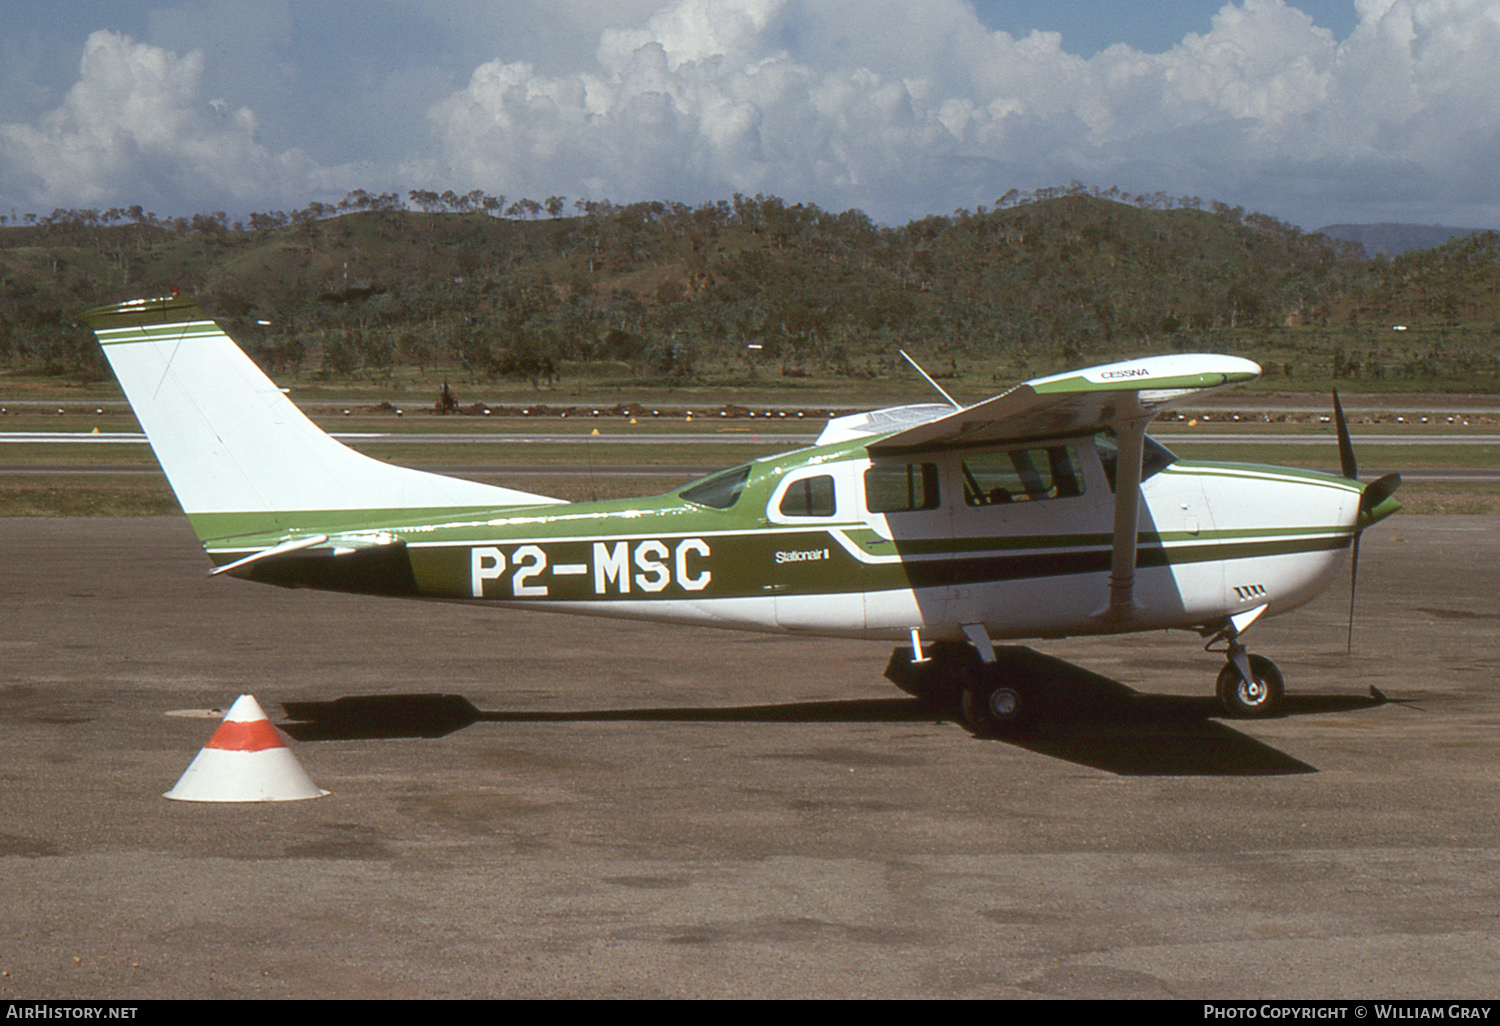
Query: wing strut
[{"left": 1103, "top": 414, "right": 1152, "bottom": 626}]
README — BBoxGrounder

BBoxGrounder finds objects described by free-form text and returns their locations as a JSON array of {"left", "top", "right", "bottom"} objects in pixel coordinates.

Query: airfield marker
[{"left": 164, "top": 694, "right": 328, "bottom": 802}]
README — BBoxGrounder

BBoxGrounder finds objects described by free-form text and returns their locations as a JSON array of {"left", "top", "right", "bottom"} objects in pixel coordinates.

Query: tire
[
  {"left": 961, "top": 663, "right": 1034, "bottom": 735},
  {"left": 1216, "top": 655, "right": 1285, "bottom": 718}
]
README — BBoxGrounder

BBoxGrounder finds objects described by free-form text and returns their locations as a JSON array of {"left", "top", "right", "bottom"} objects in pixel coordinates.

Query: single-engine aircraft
[{"left": 81, "top": 295, "right": 1401, "bottom": 733}]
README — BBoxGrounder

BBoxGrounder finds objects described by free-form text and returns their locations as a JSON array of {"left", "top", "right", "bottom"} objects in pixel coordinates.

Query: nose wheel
[{"left": 1215, "top": 652, "right": 1284, "bottom": 718}]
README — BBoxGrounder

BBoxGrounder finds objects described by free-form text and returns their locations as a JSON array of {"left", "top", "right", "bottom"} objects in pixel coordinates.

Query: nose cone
[{"left": 1358, "top": 473, "right": 1403, "bottom": 530}]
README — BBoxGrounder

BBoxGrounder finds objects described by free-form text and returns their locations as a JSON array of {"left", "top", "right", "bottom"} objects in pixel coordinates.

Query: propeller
[{"left": 1333, "top": 391, "right": 1401, "bottom": 651}]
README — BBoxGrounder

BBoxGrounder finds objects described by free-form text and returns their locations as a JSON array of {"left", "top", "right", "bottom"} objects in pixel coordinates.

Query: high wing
[
  {"left": 868, "top": 354, "right": 1262, "bottom": 628},
  {"left": 866, "top": 354, "right": 1260, "bottom": 454}
]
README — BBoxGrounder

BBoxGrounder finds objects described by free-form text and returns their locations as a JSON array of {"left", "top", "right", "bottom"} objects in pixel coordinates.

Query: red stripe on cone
[{"left": 204, "top": 717, "right": 284, "bottom": 752}]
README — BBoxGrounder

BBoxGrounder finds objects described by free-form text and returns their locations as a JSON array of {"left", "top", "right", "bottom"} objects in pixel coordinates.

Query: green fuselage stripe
[{"left": 217, "top": 522, "right": 1349, "bottom": 601}]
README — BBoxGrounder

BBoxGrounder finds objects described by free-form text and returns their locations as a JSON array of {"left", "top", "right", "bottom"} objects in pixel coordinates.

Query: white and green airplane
[{"left": 82, "top": 294, "right": 1401, "bottom": 733}]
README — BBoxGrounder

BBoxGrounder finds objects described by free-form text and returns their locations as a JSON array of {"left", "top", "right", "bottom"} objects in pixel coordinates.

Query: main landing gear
[
  {"left": 959, "top": 663, "right": 1038, "bottom": 735},
  {"left": 883, "top": 640, "right": 979, "bottom": 713},
  {"left": 884, "top": 638, "right": 1048, "bottom": 736}
]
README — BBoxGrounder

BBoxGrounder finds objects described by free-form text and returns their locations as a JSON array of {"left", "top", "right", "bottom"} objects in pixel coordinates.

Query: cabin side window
[
  {"left": 960, "top": 446, "right": 1084, "bottom": 506},
  {"left": 778, "top": 475, "right": 837, "bottom": 517},
  {"left": 865, "top": 462, "right": 940, "bottom": 513}
]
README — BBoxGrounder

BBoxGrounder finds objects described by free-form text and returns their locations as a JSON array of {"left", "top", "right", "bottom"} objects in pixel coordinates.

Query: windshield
[{"left": 1094, "top": 431, "right": 1178, "bottom": 491}]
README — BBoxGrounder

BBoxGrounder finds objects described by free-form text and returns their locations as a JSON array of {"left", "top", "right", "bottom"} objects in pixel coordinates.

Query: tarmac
[{"left": 1, "top": 514, "right": 1497, "bottom": 999}]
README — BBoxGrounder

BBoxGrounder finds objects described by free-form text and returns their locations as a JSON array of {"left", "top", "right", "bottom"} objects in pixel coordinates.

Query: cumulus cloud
[
  {"left": 420, "top": 0, "right": 1500, "bottom": 226},
  {"left": 0, "top": 30, "right": 312, "bottom": 213},
  {"left": 3, "top": 2, "right": 1498, "bottom": 227}
]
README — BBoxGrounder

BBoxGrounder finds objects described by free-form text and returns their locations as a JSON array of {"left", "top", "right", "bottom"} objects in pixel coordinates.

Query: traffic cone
[{"left": 164, "top": 695, "right": 328, "bottom": 802}]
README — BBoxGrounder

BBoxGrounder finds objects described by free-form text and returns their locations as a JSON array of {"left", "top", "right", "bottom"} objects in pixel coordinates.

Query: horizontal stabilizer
[
  {"left": 211, "top": 531, "right": 421, "bottom": 595},
  {"left": 208, "top": 534, "right": 330, "bottom": 576}
]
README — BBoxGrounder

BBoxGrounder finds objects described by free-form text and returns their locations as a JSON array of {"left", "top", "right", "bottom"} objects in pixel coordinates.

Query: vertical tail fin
[{"left": 82, "top": 296, "right": 560, "bottom": 541}]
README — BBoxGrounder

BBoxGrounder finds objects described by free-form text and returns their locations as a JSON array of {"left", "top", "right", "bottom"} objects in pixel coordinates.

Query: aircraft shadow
[
  {"left": 279, "top": 693, "right": 936, "bottom": 741},
  {"left": 997, "top": 693, "right": 1325, "bottom": 776},
  {"left": 962, "top": 648, "right": 1379, "bottom": 776},
  {"left": 279, "top": 653, "right": 1385, "bottom": 777}
]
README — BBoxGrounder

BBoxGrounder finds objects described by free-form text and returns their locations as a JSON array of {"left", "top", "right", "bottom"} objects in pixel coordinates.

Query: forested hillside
[{"left": 3, "top": 186, "right": 1497, "bottom": 393}]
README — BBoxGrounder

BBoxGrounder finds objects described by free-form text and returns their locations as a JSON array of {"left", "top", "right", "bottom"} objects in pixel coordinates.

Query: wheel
[
  {"left": 961, "top": 664, "right": 1035, "bottom": 735},
  {"left": 1216, "top": 655, "right": 1285, "bottom": 718}
]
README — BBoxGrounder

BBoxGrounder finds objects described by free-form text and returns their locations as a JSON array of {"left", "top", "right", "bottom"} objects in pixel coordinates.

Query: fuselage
[{"left": 210, "top": 430, "right": 1365, "bottom": 643}]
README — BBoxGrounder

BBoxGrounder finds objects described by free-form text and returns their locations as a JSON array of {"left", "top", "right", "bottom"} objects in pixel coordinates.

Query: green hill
[{"left": 3, "top": 189, "right": 1497, "bottom": 396}]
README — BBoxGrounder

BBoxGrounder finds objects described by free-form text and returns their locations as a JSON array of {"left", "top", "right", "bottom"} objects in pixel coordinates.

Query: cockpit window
[
  {"left": 680, "top": 464, "right": 752, "bottom": 509},
  {"left": 1095, "top": 431, "right": 1178, "bottom": 491}
]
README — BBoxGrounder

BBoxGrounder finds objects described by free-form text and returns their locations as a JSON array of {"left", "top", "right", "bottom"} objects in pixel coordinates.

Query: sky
[{"left": 1, "top": 1, "right": 1495, "bottom": 231}]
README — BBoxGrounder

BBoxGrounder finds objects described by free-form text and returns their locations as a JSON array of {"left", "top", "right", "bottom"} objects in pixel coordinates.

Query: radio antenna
[{"left": 900, "top": 350, "right": 962, "bottom": 410}]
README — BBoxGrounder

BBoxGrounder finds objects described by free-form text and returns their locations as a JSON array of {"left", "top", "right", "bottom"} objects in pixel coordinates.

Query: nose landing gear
[
  {"left": 1214, "top": 650, "right": 1285, "bottom": 718},
  {"left": 1205, "top": 615, "right": 1285, "bottom": 719}
]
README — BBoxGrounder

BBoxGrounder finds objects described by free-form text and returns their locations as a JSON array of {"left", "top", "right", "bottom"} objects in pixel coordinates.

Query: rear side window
[
  {"left": 865, "top": 462, "right": 940, "bottom": 513},
  {"left": 779, "top": 475, "right": 836, "bottom": 517},
  {"left": 680, "top": 465, "right": 751, "bottom": 509}
]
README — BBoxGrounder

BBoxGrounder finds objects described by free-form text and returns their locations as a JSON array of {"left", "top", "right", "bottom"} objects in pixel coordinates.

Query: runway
[
  {"left": 6, "top": 429, "right": 1500, "bottom": 445},
  {"left": 2, "top": 515, "right": 1498, "bottom": 998},
  {"left": 8, "top": 428, "right": 1499, "bottom": 486}
]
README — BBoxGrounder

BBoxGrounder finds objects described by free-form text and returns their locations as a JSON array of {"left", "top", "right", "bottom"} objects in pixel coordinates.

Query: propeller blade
[
  {"left": 1335, "top": 382, "right": 1402, "bottom": 650},
  {"left": 1346, "top": 474, "right": 1402, "bottom": 652},
  {"left": 1333, "top": 390, "right": 1358, "bottom": 481},
  {"left": 1347, "top": 531, "right": 1361, "bottom": 653}
]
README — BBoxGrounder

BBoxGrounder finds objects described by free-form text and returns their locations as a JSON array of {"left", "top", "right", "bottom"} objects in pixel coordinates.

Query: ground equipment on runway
[
  {"left": 164, "top": 694, "right": 327, "bottom": 801},
  {"left": 82, "top": 294, "right": 1401, "bottom": 733}
]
